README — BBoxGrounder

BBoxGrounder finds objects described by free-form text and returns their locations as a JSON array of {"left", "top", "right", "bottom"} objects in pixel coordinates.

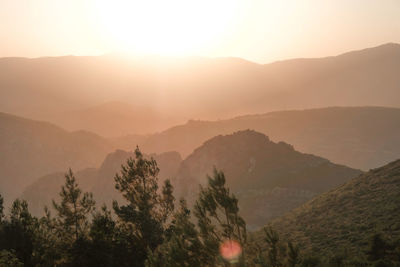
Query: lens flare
[{"left": 219, "top": 240, "right": 242, "bottom": 262}]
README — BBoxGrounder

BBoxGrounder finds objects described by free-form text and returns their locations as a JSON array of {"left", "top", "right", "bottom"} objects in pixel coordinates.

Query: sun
[{"left": 92, "top": 0, "right": 240, "bottom": 56}]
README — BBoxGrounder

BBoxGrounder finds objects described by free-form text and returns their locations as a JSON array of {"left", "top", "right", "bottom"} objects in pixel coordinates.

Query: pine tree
[
  {"left": 52, "top": 168, "right": 95, "bottom": 243},
  {"left": 34, "top": 207, "right": 62, "bottom": 266},
  {"left": 287, "top": 241, "right": 301, "bottom": 267},
  {"left": 264, "top": 226, "right": 281, "bottom": 267},
  {"left": 366, "top": 233, "right": 396, "bottom": 264},
  {"left": 0, "top": 199, "right": 38, "bottom": 266},
  {"left": 85, "top": 205, "right": 116, "bottom": 266},
  {"left": 112, "top": 147, "right": 175, "bottom": 266},
  {"left": 247, "top": 235, "right": 269, "bottom": 266},
  {"left": 160, "top": 179, "right": 175, "bottom": 224},
  {"left": 0, "top": 194, "right": 4, "bottom": 222},
  {"left": 146, "top": 199, "right": 204, "bottom": 266},
  {"left": 0, "top": 194, "right": 4, "bottom": 223},
  {"left": 194, "top": 168, "right": 247, "bottom": 265}
]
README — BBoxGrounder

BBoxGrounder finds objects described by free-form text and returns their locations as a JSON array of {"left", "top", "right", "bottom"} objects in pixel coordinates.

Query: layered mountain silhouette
[
  {"left": 1, "top": 43, "right": 399, "bottom": 137},
  {"left": 173, "top": 130, "right": 362, "bottom": 229},
  {"left": 2, "top": 105, "right": 399, "bottom": 210},
  {"left": 49, "top": 101, "right": 181, "bottom": 136},
  {"left": 131, "top": 106, "right": 400, "bottom": 170},
  {"left": 0, "top": 112, "right": 114, "bottom": 205},
  {"left": 21, "top": 149, "right": 182, "bottom": 216},
  {"left": 266, "top": 159, "right": 400, "bottom": 256},
  {"left": 18, "top": 130, "right": 361, "bottom": 229}
]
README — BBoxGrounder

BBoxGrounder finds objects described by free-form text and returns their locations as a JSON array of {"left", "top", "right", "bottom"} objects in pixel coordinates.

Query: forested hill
[
  {"left": 174, "top": 130, "right": 362, "bottom": 229},
  {"left": 266, "top": 158, "right": 400, "bottom": 256}
]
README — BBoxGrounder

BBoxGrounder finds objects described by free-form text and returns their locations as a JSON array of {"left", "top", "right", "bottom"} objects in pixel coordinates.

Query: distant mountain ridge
[
  {"left": 52, "top": 101, "right": 181, "bottom": 136},
  {"left": 131, "top": 106, "right": 400, "bottom": 170},
  {"left": 1, "top": 106, "right": 399, "bottom": 209},
  {"left": 1, "top": 43, "right": 399, "bottom": 136}
]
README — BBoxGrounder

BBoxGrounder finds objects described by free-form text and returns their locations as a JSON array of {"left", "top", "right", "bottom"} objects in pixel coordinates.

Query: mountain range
[
  {"left": 1, "top": 43, "right": 399, "bottom": 137},
  {"left": 2, "top": 105, "right": 400, "bottom": 206},
  {"left": 126, "top": 106, "right": 400, "bottom": 171},
  {"left": 1, "top": 42, "right": 400, "bottom": 233}
]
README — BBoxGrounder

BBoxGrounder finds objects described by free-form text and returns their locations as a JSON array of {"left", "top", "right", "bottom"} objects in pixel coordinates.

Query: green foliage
[
  {"left": 300, "top": 255, "right": 321, "bottom": 267},
  {"left": 84, "top": 205, "right": 116, "bottom": 266},
  {"left": 0, "top": 194, "right": 3, "bottom": 222},
  {"left": 146, "top": 199, "right": 204, "bottom": 266},
  {"left": 0, "top": 250, "right": 23, "bottom": 267},
  {"left": 52, "top": 168, "right": 96, "bottom": 243},
  {"left": 251, "top": 227, "right": 303, "bottom": 267},
  {"left": 160, "top": 179, "right": 175, "bottom": 223},
  {"left": 287, "top": 242, "right": 301, "bottom": 267},
  {"left": 266, "top": 160, "right": 400, "bottom": 259},
  {"left": 0, "top": 199, "right": 38, "bottom": 266},
  {"left": 365, "top": 233, "right": 400, "bottom": 266},
  {"left": 1, "top": 151, "right": 399, "bottom": 266},
  {"left": 33, "top": 207, "right": 62, "bottom": 266},
  {"left": 49, "top": 168, "right": 96, "bottom": 266},
  {"left": 193, "top": 168, "right": 247, "bottom": 265},
  {"left": 367, "top": 234, "right": 392, "bottom": 261},
  {"left": 264, "top": 227, "right": 281, "bottom": 267},
  {"left": 148, "top": 168, "right": 250, "bottom": 266},
  {"left": 112, "top": 147, "right": 175, "bottom": 266}
]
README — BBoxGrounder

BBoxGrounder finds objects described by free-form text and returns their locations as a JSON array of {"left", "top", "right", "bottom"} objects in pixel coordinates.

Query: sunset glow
[
  {"left": 1, "top": 0, "right": 399, "bottom": 62},
  {"left": 1, "top": 0, "right": 400, "bottom": 266},
  {"left": 92, "top": 0, "right": 241, "bottom": 56}
]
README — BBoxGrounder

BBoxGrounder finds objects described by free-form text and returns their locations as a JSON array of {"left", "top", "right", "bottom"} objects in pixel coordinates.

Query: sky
[{"left": 0, "top": 0, "right": 399, "bottom": 63}]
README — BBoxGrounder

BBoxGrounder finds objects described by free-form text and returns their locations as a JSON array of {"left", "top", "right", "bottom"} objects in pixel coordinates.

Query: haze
[
  {"left": 0, "top": 0, "right": 399, "bottom": 63},
  {"left": 1, "top": 1, "right": 400, "bottom": 265}
]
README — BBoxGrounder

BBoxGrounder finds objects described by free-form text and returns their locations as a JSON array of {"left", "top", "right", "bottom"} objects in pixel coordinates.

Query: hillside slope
[
  {"left": 173, "top": 130, "right": 362, "bottom": 229},
  {"left": 267, "top": 159, "right": 400, "bottom": 256}
]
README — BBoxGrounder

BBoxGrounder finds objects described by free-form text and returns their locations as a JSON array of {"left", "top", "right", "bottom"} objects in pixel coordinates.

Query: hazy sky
[{"left": 1, "top": 0, "right": 399, "bottom": 63}]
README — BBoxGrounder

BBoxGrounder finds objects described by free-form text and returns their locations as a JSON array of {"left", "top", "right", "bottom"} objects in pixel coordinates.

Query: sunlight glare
[
  {"left": 93, "top": 0, "right": 240, "bottom": 56},
  {"left": 220, "top": 240, "right": 242, "bottom": 263}
]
